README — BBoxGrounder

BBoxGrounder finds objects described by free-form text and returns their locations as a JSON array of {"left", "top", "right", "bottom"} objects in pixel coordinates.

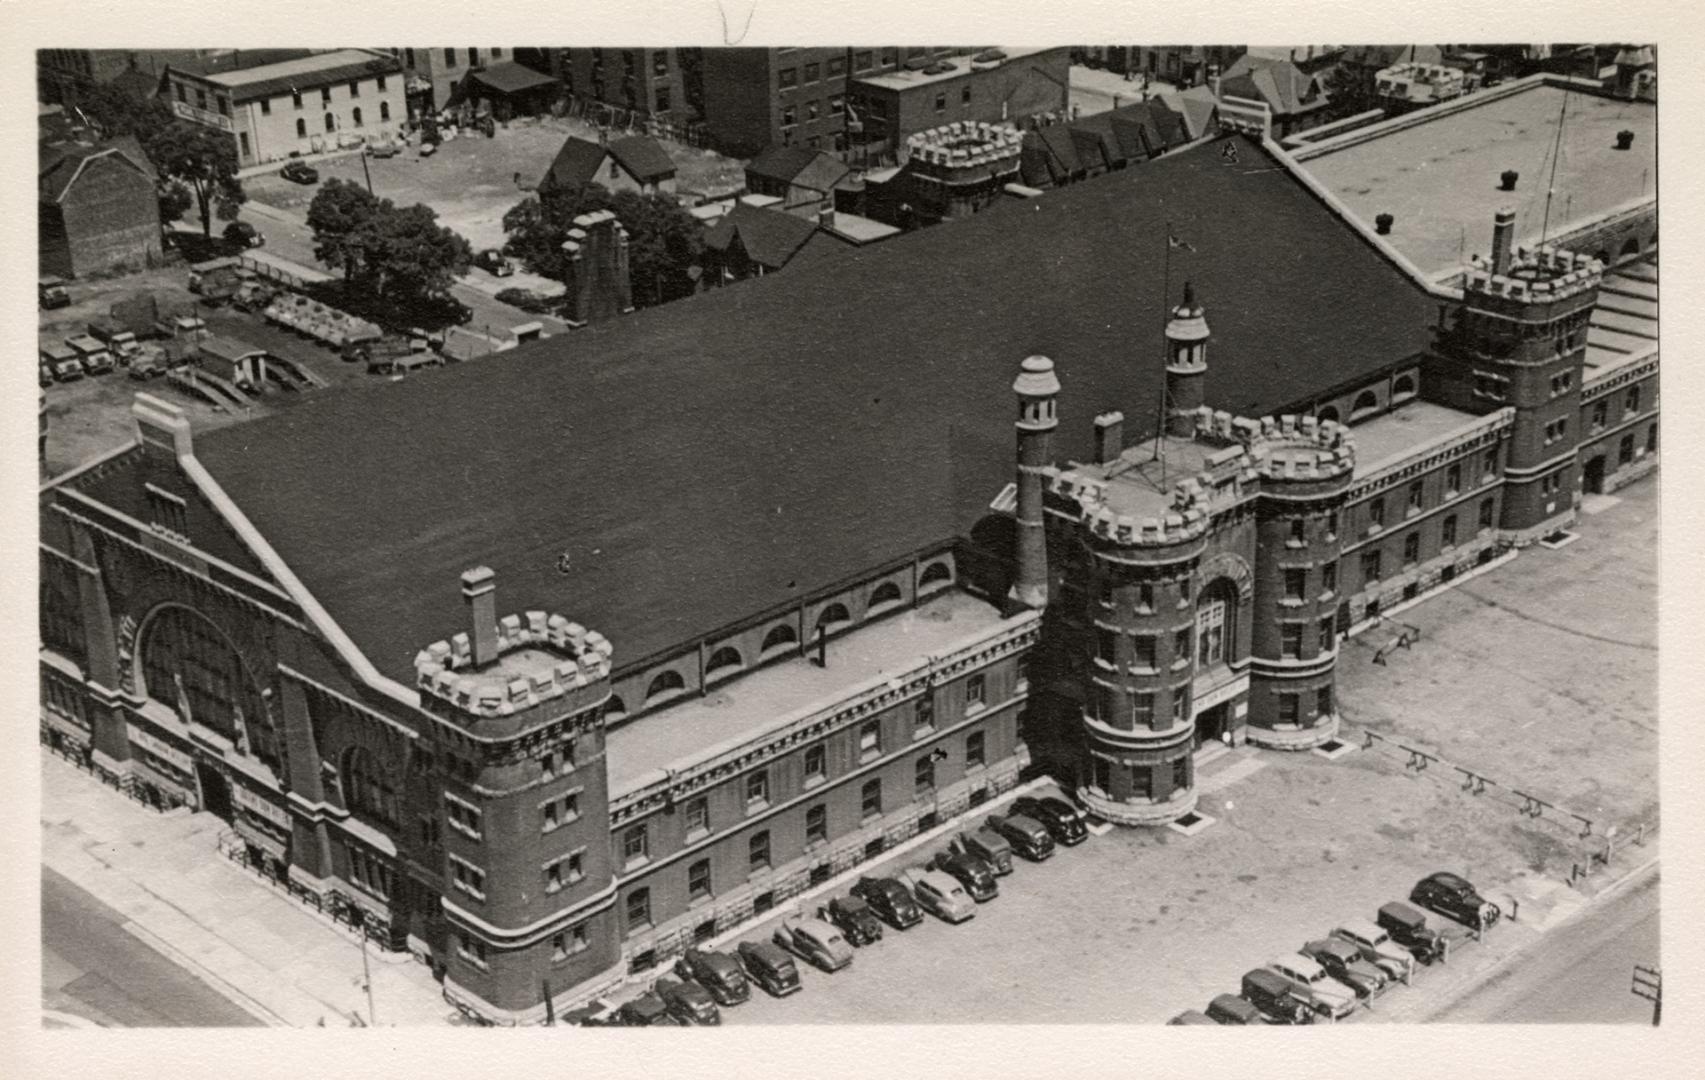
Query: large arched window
[
  {"left": 342, "top": 746, "right": 398, "bottom": 829},
  {"left": 816, "top": 603, "right": 852, "bottom": 634},
  {"left": 140, "top": 605, "right": 277, "bottom": 769},
  {"left": 605, "top": 695, "right": 627, "bottom": 720},
  {"left": 1619, "top": 236, "right": 1641, "bottom": 258},
  {"left": 919, "top": 561, "right": 953, "bottom": 590},
  {"left": 646, "top": 669, "right": 686, "bottom": 705},
  {"left": 1196, "top": 578, "right": 1239, "bottom": 668},
  {"left": 869, "top": 581, "right": 904, "bottom": 610},
  {"left": 705, "top": 646, "right": 743, "bottom": 678},
  {"left": 1392, "top": 373, "right": 1416, "bottom": 400},
  {"left": 760, "top": 623, "right": 798, "bottom": 655},
  {"left": 1350, "top": 389, "right": 1380, "bottom": 420},
  {"left": 1316, "top": 405, "right": 1340, "bottom": 425}
]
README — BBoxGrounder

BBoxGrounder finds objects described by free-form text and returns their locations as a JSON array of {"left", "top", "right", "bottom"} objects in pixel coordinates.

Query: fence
[{"left": 554, "top": 94, "right": 713, "bottom": 149}]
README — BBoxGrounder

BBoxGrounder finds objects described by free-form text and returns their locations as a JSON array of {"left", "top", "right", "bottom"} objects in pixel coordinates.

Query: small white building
[{"left": 164, "top": 49, "right": 406, "bottom": 167}]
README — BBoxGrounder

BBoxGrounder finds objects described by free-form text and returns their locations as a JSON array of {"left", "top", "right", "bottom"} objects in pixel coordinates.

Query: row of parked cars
[
  {"left": 573, "top": 794, "right": 1091, "bottom": 1026},
  {"left": 38, "top": 319, "right": 185, "bottom": 386},
  {"left": 1170, "top": 872, "right": 1503, "bottom": 1025}
]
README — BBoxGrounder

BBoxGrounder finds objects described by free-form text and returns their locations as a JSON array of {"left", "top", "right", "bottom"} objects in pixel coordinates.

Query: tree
[
  {"left": 146, "top": 122, "right": 245, "bottom": 237},
  {"left": 306, "top": 178, "right": 383, "bottom": 277},
  {"left": 1322, "top": 65, "right": 1379, "bottom": 123},
  {"left": 157, "top": 181, "right": 193, "bottom": 226},
  {"left": 76, "top": 81, "right": 175, "bottom": 144},
  {"left": 306, "top": 180, "right": 472, "bottom": 308},
  {"left": 501, "top": 183, "right": 702, "bottom": 308}
]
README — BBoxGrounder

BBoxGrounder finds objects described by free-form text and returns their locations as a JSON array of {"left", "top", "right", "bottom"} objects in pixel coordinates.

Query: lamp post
[{"left": 359, "top": 926, "right": 378, "bottom": 1027}]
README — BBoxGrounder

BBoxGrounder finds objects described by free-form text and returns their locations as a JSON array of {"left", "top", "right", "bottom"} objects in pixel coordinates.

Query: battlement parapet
[
  {"left": 1193, "top": 406, "right": 1355, "bottom": 483},
  {"left": 413, "top": 611, "right": 614, "bottom": 719},
  {"left": 905, "top": 121, "right": 1024, "bottom": 175},
  {"left": 1465, "top": 245, "right": 1604, "bottom": 303}
]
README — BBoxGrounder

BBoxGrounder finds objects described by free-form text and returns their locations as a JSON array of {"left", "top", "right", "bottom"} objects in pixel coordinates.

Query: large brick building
[
  {"left": 38, "top": 135, "right": 163, "bottom": 278},
  {"left": 40, "top": 75, "right": 1656, "bottom": 1024}
]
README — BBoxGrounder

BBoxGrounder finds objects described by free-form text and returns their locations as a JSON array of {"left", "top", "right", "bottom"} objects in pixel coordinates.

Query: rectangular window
[
  {"left": 1321, "top": 560, "right": 1337, "bottom": 596},
  {"left": 622, "top": 824, "right": 649, "bottom": 867},
  {"left": 779, "top": 67, "right": 798, "bottom": 89},
  {"left": 804, "top": 61, "right": 820, "bottom": 83},
  {"left": 1139, "top": 582, "right": 1155, "bottom": 612},
  {"left": 1619, "top": 433, "right": 1635, "bottom": 466},
  {"left": 915, "top": 756, "right": 935, "bottom": 796},
  {"left": 1326, "top": 510, "right": 1339, "bottom": 539},
  {"left": 861, "top": 778, "right": 882, "bottom": 820},
  {"left": 688, "top": 858, "right": 712, "bottom": 901},
  {"left": 655, "top": 86, "right": 671, "bottom": 112},
  {"left": 544, "top": 851, "right": 583, "bottom": 893},
  {"left": 292, "top": 90, "right": 302, "bottom": 110},
  {"left": 321, "top": 86, "right": 331, "bottom": 105},
  {"left": 654, "top": 52, "right": 670, "bottom": 77},
  {"left": 859, "top": 719, "right": 881, "bottom": 758},
  {"left": 1407, "top": 480, "right": 1424, "bottom": 513},
  {"left": 1484, "top": 448, "right": 1498, "bottom": 479},
  {"left": 349, "top": 80, "right": 360, "bottom": 98},
  {"left": 196, "top": 88, "right": 207, "bottom": 110},
  {"left": 1172, "top": 626, "right": 1191, "bottom": 662},
  {"left": 1132, "top": 633, "right": 1156, "bottom": 670},
  {"left": 1278, "top": 693, "right": 1299, "bottom": 726},
  {"left": 1479, "top": 498, "right": 1495, "bottom": 529},
  {"left": 176, "top": 83, "right": 186, "bottom": 103},
  {"left": 685, "top": 796, "right": 709, "bottom": 838},
  {"left": 804, "top": 743, "right": 827, "bottom": 785},
  {"left": 882, "top": 47, "right": 899, "bottom": 65},
  {"left": 1446, "top": 462, "right": 1461, "bottom": 496},
  {"left": 552, "top": 926, "right": 587, "bottom": 961},
  {"left": 935, "top": 91, "right": 947, "bottom": 111},
  {"left": 376, "top": 74, "right": 387, "bottom": 92},
  {"left": 626, "top": 888, "right": 650, "bottom": 930},
  {"left": 745, "top": 769, "right": 770, "bottom": 810},
  {"left": 1284, "top": 567, "right": 1306, "bottom": 600},
  {"left": 1442, "top": 514, "right": 1458, "bottom": 548},
  {"left": 444, "top": 48, "right": 458, "bottom": 67},
  {"left": 1543, "top": 418, "right": 1568, "bottom": 446},
  {"left": 1368, "top": 498, "right": 1385, "bottom": 532},
  {"left": 1404, "top": 532, "right": 1421, "bottom": 566},
  {"left": 470, "top": 48, "right": 481, "bottom": 66},
  {"left": 1647, "top": 423, "right": 1658, "bottom": 454},
  {"left": 1474, "top": 372, "right": 1508, "bottom": 401},
  {"left": 854, "top": 50, "right": 874, "bottom": 71},
  {"left": 806, "top": 804, "right": 828, "bottom": 845},
  {"left": 781, "top": 104, "right": 796, "bottom": 127},
  {"left": 962, "top": 85, "right": 973, "bottom": 105},
  {"left": 1290, "top": 518, "right": 1306, "bottom": 545},
  {"left": 1097, "top": 627, "right": 1119, "bottom": 665},
  {"left": 458, "top": 930, "right": 488, "bottom": 968},
  {"left": 1132, "top": 692, "right": 1154, "bottom": 728},
  {"left": 216, "top": 96, "right": 230, "bottom": 117},
  {"left": 966, "top": 674, "right": 986, "bottom": 710},
  {"left": 445, "top": 793, "right": 482, "bottom": 839},
  {"left": 829, "top": 93, "right": 845, "bottom": 116},
  {"left": 966, "top": 730, "right": 985, "bottom": 767},
  {"left": 1317, "top": 684, "right": 1334, "bottom": 719},
  {"left": 260, "top": 98, "right": 271, "bottom": 116},
  {"left": 749, "top": 831, "right": 771, "bottom": 873},
  {"left": 805, "top": 99, "right": 820, "bottom": 122},
  {"left": 1318, "top": 616, "right": 1335, "bottom": 652},
  {"left": 1171, "top": 686, "right": 1188, "bottom": 724},
  {"left": 1591, "top": 400, "right": 1608, "bottom": 432},
  {"left": 1362, "top": 549, "right": 1382, "bottom": 583},
  {"left": 1281, "top": 623, "right": 1303, "bottom": 658},
  {"left": 1625, "top": 386, "right": 1641, "bottom": 414},
  {"left": 449, "top": 855, "right": 486, "bottom": 900},
  {"left": 828, "top": 55, "right": 847, "bottom": 76},
  {"left": 1172, "top": 756, "right": 1189, "bottom": 791}
]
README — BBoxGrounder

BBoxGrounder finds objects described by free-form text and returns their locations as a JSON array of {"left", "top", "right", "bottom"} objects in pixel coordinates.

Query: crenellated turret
[{"left": 1010, "top": 354, "right": 1060, "bottom": 612}]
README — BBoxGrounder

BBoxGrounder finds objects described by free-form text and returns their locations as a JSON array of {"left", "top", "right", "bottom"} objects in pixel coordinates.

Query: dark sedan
[
  {"left": 673, "top": 947, "right": 750, "bottom": 1006},
  {"left": 280, "top": 160, "right": 319, "bottom": 185},
  {"left": 1410, "top": 872, "right": 1501, "bottom": 930},
  {"left": 928, "top": 850, "right": 998, "bottom": 902},
  {"left": 850, "top": 875, "right": 925, "bottom": 930},
  {"left": 1011, "top": 795, "right": 1089, "bottom": 846},
  {"left": 819, "top": 896, "right": 884, "bottom": 946},
  {"left": 653, "top": 976, "right": 721, "bottom": 1025}
]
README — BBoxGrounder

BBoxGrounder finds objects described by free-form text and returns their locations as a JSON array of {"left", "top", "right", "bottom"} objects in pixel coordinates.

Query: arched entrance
[
  {"left": 1192, "top": 577, "right": 1240, "bottom": 749},
  {"left": 136, "top": 604, "right": 279, "bottom": 772}
]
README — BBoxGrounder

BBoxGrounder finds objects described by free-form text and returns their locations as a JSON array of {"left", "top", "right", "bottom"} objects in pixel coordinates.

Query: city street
[{"left": 43, "top": 867, "right": 261, "bottom": 1028}]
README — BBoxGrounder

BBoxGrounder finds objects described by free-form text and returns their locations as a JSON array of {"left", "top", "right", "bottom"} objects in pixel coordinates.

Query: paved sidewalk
[{"left": 40, "top": 751, "right": 453, "bottom": 1028}]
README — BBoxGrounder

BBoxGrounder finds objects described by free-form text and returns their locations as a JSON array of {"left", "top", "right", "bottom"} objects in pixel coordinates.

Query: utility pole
[
  {"left": 1631, "top": 965, "right": 1661, "bottom": 1026},
  {"left": 360, "top": 150, "right": 375, "bottom": 196},
  {"left": 359, "top": 927, "right": 378, "bottom": 1027}
]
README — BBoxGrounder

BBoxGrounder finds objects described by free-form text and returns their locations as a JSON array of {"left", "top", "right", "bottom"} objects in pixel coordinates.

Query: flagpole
[{"left": 1153, "top": 220, "right": 1172, "bottom": 480}]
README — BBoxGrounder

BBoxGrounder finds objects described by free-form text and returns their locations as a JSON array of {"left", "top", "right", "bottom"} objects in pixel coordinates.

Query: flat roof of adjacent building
[
  {"left": 1078, "top": 438, "right": 1220, "bottom": 521},
  {"left": 854, "top": 47, "right": 1060, "bottom": 92},
  {"left": 1349, "top": 399, "right": 1485, "bottom": 475},
  {"left": 1298, "top": 83, "right": 1656, "bottom": 278},
  {"left": 604, "top": 590, "right": 1006, "bottom": 793},
  {"left": 201, "top": 49, "right": 399, "bottom": 103},
  {"left": 1584, "top": 258, "right": 1658, "bottom": 377}
]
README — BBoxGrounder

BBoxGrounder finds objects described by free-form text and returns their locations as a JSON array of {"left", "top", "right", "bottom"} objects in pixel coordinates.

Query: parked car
[
  {"left": 612, "top": 992, "right": 686, "bottom": 1026},
  {"left": 673, "top": 948, "right": 750, "bottom": 1006},
  {"left": 64, "top": 334, "right": 114, "bottom": 375},
  {"left": 819, "top": 896, "right": 883, "bottom": 946},
  {"left": 898, "top": 868, "right": 976, "bottom": 924},
  {"left": 773, "top": 916, "right": 855, "bottom": 974},
  {"left": 374, "top": 352, "right": 445, "bottom": 376},
  {"left": 1206, "top": 993, "right": 1268, "bottom": 1025},
  {"left": 224, "top": 221, "right": 265, "bottom": 248},
  {"left": 367, "top": 139, "right": 402, "bottom": 158},
  {"left": 1011, "top": 795, "right": 1089, "bottom": 846},
  {"left": 1376, "top": 901, "right": 1446, "bottom": 965},
  {"left": 280, "top": 160, "right": 319, "bottom": 184},
  {"left": 1410, "top": 872, "right": 1501, "bottom": 930},
  {"left": 1302, "top": 938, "right": 1387, "bottom": 999},
  {"left": 88, "top": 321, "right": 141, "bottom": 362},
  {"left": 39, "top": 275, "right": 72, "bottom": 310},
  {"left": 1332, "top": 918, "right": 1416, "bottom": 981},
  {"left": 39, "top": 363, "right": 54, "bottom": 388},
  {"left": 127, "top": 345, "right": 174, "bottom": 381},
  {"left": 1167, "top": 1010, "right": 1218, "bottom": 1025},
  {"left": 850, "top": 875, "right": 924, "bottom": 930},
  {"left": 233, "top": 281, "right": 276, "bottom": 311},
  {"left": 949, "top": 827, "right": 1013, "bottom": 876},
  {"left": 652, "top": 976, "right": 721, "bottom": 1025},
  {"left": 42, "top": 343, "right": 84, "bottom": 383},
  {"left": 1266, "top": 954, "right": 1358, "bottom": 1020},
  {"left": 984, "top": 812, "right": 1055, "bottom": 861},
  {"left": 1239, "top": 969, "right": 1314, "bottom": 1025},
  {"left": 476, "top": 248, "right": 516, "bottom": 277},
  {"left": 735, "top": 940, "right": 801, "bottom": 997},
  {"left": 927, "top": 849, "right": 998, "bottom": 902}
]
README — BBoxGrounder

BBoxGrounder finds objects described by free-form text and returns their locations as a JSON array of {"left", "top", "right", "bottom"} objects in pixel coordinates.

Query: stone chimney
[
  {"left": 818, "top": 204, "right": 835, "bottom": 230},
  {"left": 1094, "top": 411, "right": 1124, "bottom": 464},
  {"left": 561, "top": 211, "right": 633, "bottom": 327},
  {"left": 1491, "top": 207, "right": 1516, "bottom": 277},
  {"left": 461, "top": 566, "right": 500, "bottom": 668}
]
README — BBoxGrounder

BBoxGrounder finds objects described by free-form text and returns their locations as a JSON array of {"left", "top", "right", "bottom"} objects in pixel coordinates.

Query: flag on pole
[
  {"left": 845, "top": 101, "right": 863, "bottom": 133},
  {"left": 1168, "top": 234, "right": 1196, "bottom": 252}
]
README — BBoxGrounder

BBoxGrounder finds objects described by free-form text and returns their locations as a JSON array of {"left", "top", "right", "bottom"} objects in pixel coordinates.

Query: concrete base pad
[
  {"left": 1246, "top": 714, "right": 1341, "bottom": 751},
  {"left": 1165, "top": 811, "right": 1217, "bottom": 837},
  {"left": 1078, "top": 784, "right": 1200, "bottom": 827},
  {"left": 1312, "top": 739, "right": 1359, "bottom": 761}
]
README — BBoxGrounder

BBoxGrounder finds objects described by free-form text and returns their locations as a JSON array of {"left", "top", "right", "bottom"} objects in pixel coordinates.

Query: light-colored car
[
  {"left": 772, "top": 916, "right": 854, "bottom": 972},
  {"left": 1332, "top": 919, "right": 1416, "bottom": 981},
  {"left": 899, "top": 868, "right": 976, "bottom": 924},
  {"left": 41, "top": 342, "right": 83, "bottom": 382},
  {"left": 1267, "top": 954, "right": 1358, "bottom": 1020}
]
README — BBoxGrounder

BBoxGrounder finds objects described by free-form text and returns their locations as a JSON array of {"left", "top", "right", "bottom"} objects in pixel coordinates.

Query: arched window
[
  {"left": 705, "top": 646, "right": 743, "bottom": 677},
  {"left": 140, "top": 605, "right": 277, "bottom": 770},
  {"left": 1350, "top": 389, "right": 1379, "bottom": 419},
  {"left": 1392, "top": 373, "right": 1416, "bottom": 400},
  {"left": 352, "top": 106, "right": 364, "bottom": 128},
  {"left": 919, "top": 561, "right": 953, "bottom": 590},
  {"left": 1619, "top": 236, "right": 1641, "bottom": 258},
  {"left": 341, "top": 746, "right": 398, "bottom": 828},
  {"left": 380, "top": 100, "right": 391, "bottom": 122},
  {"left": 816, "top": 603, "right": 851, "bottom": 634},
  {"left": 760, "top": 623, "right": 798, "bottom": 654},
  {"left": 1316, "top": 405, "right": 1340, "bottom": 425},
  {"left": 646, "top": 669, "right": 686, "bottom": 705},
  {"left": 869, "top": 580, "right": 904, "bottom": 610},
  {"left": 324, "top": 112, "right": 336, "bottom": 133},
  {"left": 1595, "top": 250, "right": 1610, "bottom": 266},
  {"left": 605, "top": 695, "right": 627, "bottom": 720},
  {"left": 296, "top": 118, "right": 307, "bottom": 138},
  {"left": 1196, "top": 578, "right": 1239, "bottom": 668}
]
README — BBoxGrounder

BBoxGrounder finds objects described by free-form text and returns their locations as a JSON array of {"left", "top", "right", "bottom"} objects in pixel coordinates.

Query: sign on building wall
[{"left": 173, "top": 99, "right": 234, "bottom": 132}]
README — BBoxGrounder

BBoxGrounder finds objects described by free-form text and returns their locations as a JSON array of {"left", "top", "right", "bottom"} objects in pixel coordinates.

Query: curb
[{"left": 120, "top": 919, "right": 291, "bottom": 1027}]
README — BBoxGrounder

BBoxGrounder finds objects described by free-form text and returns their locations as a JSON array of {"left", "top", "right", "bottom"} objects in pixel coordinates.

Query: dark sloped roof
[
  {"left": 217, "top": 56, "right": 403, "bottom": 105},
  {"left": 39, "top": 135, "right": 155, "bottom": 203},
  {"left": 540, "top": 136, "right": 608, "bottom": 190},
  {"left": 169, "top": 49, "right": 316, "bottom": 78},
  {"left": 607, "top": 135, "right": 677, "bottom": 182},
  {"left": 747, "top": 146, "right": 851, "bottom": 197},
  {"left": 467, "top": 60, "right": 559, "bottom": 95},
  {"left": 189, "top": 135, "right": 1436, "bottom": 682},
  {"left": 1020, "top": 125, "right": 1084, "bottom": 186},
  {"left": 702, "top": 202, "right": 820, "bottom": 268},
  {"left": 1221, "top": 57, "right": 1329, "bottom": 117}
]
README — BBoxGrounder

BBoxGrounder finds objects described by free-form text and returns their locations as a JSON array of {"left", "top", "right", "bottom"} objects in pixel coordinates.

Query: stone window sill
[
  {"left": 803, "top": 773, "right": 826, "bottom": 790},
  {"left": 860, "top": 747, "right": 881, "bottom": 764},
  {"left": 965, "top": 702, "right": 986, "bottom": 717}
]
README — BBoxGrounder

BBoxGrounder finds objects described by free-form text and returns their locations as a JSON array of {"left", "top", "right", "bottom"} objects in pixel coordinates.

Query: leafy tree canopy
[
  {"left": 145, "top": 121, "right": 245, "bottom": 236},
  {"left": 502, "top": 183, "right": 703, "bottom": 308},
  {"left": 306, "top": 179, "right": 473, "bottom": 308}
]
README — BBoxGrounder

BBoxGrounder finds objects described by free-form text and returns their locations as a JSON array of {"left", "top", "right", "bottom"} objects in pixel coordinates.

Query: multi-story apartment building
[
  {"left": 535, "top": 48, "right": 703, "bottom": 126},
  {"left": 162, "top": 49, "right": 406, "bottom": 167},
  {"left": 844, "top": 47, "right": 1072, "bottom": 163},
  {"left": 387, "top": 47, "right": 515, "bottom": 118}
]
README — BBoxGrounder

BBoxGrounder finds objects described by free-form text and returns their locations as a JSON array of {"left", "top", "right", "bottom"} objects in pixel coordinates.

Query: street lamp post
[{"left": 360, "top": 926, "right": 378, "bottom": 1027}]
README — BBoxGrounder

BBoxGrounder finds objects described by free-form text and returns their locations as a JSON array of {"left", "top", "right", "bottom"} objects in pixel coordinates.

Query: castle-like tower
[
  {"left": 1010, "top": 354, "right": 1060, "bottom": 611},
  {"left": 1165, "top": 282, "right": 1210, "bottom": 437}
]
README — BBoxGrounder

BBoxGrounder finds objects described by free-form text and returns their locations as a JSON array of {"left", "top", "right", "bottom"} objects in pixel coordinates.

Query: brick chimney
[
  {"left": 461, "top": 566, "right": 499, "bottom": 668},
  {"left": 818, "top": 204, "right": 835, "bottom": 230},
  {"left": 1094, "top": 411, "right": 1124, "bottom": 464},
  {"left": 561, "top": 211, "right": 633, "bottom": 327},
  {"left": 1491, "top": 206, "right": 1516, "bottom": 276}
]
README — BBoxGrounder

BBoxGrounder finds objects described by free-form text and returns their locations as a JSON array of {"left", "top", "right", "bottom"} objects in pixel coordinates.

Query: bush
[{"left": 495, "top": 288, "right": 553, "bottom": 314}]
